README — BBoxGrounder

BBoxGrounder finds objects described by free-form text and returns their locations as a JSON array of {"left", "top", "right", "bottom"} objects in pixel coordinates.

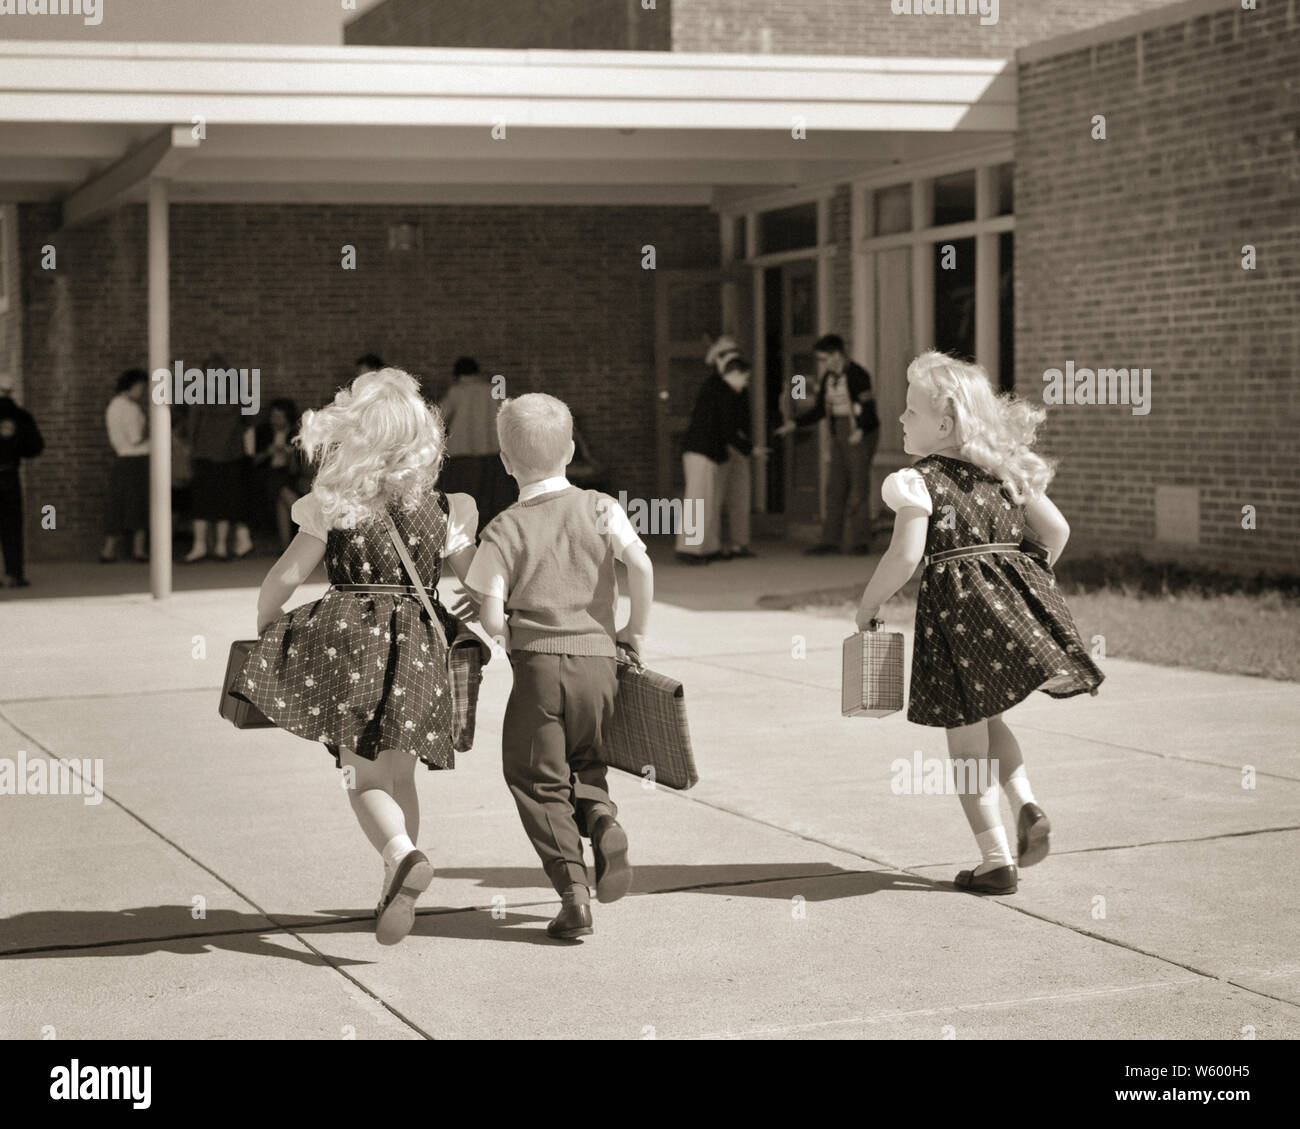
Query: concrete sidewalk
[{"left": 1, "top": 543, "right": 1297, "bottom": 1039}]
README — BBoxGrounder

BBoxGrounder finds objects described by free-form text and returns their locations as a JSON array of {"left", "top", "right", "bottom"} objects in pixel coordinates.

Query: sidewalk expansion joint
[
  {"left": 656, "top": 785, "right": 1300, "bottom": 1014},
  {"left": 0, "top": 709, "right": 437, "bottom": 1041},
  {"left": 1013, "top": 721, "right": 1300, "bottom": 783},
  {"left": 689, "top": 976, "right": 1213, "bottom": 1039}
]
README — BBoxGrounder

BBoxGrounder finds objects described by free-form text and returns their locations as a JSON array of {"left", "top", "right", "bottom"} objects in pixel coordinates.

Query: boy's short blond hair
[{"left": 497, "top": 393, "right": 573, "bottom": 475}]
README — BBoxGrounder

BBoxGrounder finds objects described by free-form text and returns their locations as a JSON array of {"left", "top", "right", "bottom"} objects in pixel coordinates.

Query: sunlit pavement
[{"left": 2, "top": 542, "right": 1297, "bottom": 1039}]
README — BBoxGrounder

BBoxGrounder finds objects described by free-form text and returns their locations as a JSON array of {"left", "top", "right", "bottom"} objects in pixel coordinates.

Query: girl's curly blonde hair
[
  {"left": 296, "top": 367, "right": 444, "bottom": 530},
  {"left": 907, "top": 351, "right": 1055, "bottom": 504}
]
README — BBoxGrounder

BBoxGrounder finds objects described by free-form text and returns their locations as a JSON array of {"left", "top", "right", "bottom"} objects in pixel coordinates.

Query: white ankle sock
[
  {"left": 974, "top": 826, "right": 1013, "bottom": 872},
  {"left": 1003, "top": 767, "right": 1036, "bottom": 816},
  {"left": 381, "top": 834, "right": 415, "bottom": 874}
]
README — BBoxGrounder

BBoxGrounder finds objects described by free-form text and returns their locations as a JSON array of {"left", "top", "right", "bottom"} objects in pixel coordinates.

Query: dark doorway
[{"left": 762, "top": 259, "right": 819, "bottom": 529}]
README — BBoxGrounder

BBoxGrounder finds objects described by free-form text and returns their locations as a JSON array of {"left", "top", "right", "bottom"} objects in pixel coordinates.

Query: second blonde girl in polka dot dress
[{"left": 855, "top": 352, "right": 1102, "bottom": 896}]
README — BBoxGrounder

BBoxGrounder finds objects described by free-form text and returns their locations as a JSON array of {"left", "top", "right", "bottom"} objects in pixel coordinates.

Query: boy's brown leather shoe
[
  {"left": 546, "top": 903, "right": 594, "bottom": 940},
  {"left": 591, "top": 816, "right": 633, "bottom": 904}
]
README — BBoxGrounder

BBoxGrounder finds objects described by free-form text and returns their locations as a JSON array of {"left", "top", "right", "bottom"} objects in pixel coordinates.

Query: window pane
[
  {"left": 789, "top": 270, "right": 815, "bottom": 338},
  {"left": 995, "top": 162, "right": 1014, "bottom": 216},
  {"left": 998, "top": 231, "right": 1015, "bottom": 391},
  {"left": 931, "top": 170, "right": 976, "bottom": 226},
  {"left": 758, "top": 202, "right": 818, "bottom": 254},
  {"left": 873, "top": 184, "right": 911, "bottom": 236},
  {"left": 933, "top": 238, "right": 976, "bottom": 363}
]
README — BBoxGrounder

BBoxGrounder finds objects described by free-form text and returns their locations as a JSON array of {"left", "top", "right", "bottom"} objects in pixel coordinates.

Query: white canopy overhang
[{"left": 1, "top": 40, "right": 1016, "bottom": 212}]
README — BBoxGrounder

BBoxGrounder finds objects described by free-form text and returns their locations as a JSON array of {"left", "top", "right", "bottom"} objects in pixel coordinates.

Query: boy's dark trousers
[{"left": 502, "top": 651, "right": 619, "bottom": 895}]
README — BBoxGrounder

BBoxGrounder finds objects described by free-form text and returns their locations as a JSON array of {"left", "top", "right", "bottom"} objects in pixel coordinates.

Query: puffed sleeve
[
  {"left": 881, "top": 468, "right": 932, "bottom": 515},
  {"left": 443, "top": 492, "right": 479, "bottom": 556},
  {"left": 290, "top": 492, "right": 329, "bottom": 541}
]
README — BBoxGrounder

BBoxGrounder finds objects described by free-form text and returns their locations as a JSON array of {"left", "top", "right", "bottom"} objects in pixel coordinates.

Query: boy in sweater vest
[{"left": 466, "top": 394, "right": 654, "bottom": 939}]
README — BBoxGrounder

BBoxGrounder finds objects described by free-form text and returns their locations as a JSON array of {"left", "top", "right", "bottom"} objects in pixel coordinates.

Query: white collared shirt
[
  {"left": 517, "top": 474, "right": 571, "bottom": 502},
  {"left": 106, "top": 394, "right": 149, "bottom": 456},
  {"left": 824, "top": 372, "right": 853, "bottom": 417}
]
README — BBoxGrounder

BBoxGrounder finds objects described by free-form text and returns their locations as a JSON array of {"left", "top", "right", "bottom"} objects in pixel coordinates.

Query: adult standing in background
[
  {"left": 676, "top": 349, "right": 760, "bottom": 564},
  {"left": 100, "top": 368, "right": 151, "bottom": 564},
  {"left": 437, "top": 356, "right": 508, "bottom": 532},
  {"left": 703, "top": 337, "right": 759, "bottom": 560},
  {"left": 185, "top": 359, "right": 253, "bottom": 563},
  {"left": 776, "top": 333, "right": 880, "bottom": 556},
  {"left": 0, "top": 372, "right": 45, "bottom": 587}
]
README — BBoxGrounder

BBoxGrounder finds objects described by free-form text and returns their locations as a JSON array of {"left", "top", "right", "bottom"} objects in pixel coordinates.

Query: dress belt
[
  {"left": 922, "top": 542, "right": 1023, "bottom": 568},
  {"left": 332, "top": 583, "right": 439, "bottom": 599}
]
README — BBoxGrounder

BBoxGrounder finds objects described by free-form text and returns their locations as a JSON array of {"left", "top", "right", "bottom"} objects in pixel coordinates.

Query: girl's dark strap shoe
[{"left": 954, "top": 864, "right": 1018, "bottom": 895}]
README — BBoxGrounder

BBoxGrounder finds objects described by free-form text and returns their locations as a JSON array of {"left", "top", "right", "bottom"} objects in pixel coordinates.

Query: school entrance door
[{"left": 762, "top": 258, "right": 822, "bottom": 539}]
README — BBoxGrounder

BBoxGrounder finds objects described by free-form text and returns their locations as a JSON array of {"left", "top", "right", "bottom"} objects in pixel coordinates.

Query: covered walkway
[{"left": 0, "top": 40, "right": 1015, "bottom": 596}]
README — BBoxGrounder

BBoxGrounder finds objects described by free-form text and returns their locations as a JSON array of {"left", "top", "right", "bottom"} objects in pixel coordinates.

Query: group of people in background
[
  {"left": 97, "top": 351, "right": 518, "bottom": 566},
  {"left": 98, "top": 362, "right": 263, "bottom": 564},
  {"left": 1, "top": 334, "right": 883, "bottom": 583},
  {"left": 675, "top": 331, "right": 881, "bottom": 564}
]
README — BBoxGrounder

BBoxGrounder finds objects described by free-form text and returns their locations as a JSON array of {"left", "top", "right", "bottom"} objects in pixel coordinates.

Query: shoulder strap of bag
[{"left": 381, "top": 508, "right": 450, "bottom": 651}]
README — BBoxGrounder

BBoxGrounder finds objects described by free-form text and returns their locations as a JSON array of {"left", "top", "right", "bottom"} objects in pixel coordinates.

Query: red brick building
[{"left": 0, "top": 0, "right": 1295, "bottom": 584}]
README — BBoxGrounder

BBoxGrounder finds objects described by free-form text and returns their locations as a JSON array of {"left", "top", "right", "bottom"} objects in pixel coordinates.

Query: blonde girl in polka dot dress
[
  {"left": 245, "top": 368, "right": 480, "bottom": 945},
  {"left": 855, "top": 352, "right": 1102, "bottom": 896}
]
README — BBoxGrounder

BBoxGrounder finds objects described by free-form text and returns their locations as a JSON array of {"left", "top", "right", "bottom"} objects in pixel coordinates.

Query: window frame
[
  {"left": 852, "top": 145, "right": 1014, "bottom": 399},
  {"left": 0, "top": 208, "right": 9, "bottom": 315}
]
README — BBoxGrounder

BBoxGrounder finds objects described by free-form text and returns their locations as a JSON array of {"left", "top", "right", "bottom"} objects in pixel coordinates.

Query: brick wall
[
  {"left": 1015, "top": 0, "right": 1300, "bottom": 575},
  {"left": 671, "top": 0, "right": 1177, "bottom": 56},
  {"left": 347, "top": 0, "right": 1171, "bottom": 55},
  {"left": 345, "top": 0, "right": 671, "bottom": 50},
  {"left": 18, "top": 201, "right": 718, "bottom": 561},
  {"left": 17, "top": 205, "right": 147, "bottom": 563}
]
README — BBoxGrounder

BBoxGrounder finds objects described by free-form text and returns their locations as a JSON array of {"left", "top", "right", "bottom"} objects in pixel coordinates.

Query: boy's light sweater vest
[{"left": 483, "top": 486, "right": 617, "bottom": 657}]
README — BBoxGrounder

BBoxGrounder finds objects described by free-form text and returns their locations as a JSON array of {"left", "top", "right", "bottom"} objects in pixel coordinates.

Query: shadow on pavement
[
  {"left": 0, "top": 905, "right": 371, "bottom": 966},
  {"left": 433, "top": 862, "right": 942, "bottom": 900},
  {"left": 0, "top": 868, "right": 948, "bottom": 962}
]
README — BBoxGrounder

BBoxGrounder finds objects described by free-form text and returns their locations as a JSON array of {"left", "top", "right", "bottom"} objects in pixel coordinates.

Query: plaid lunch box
[
  {"left": 841, "top": 623, "right": 905, "bottom": 718},
  {"left": 603, "top": 652, "right": 698, "bottom": 790},
  {"left": 219, "top": 640, "right": 276, "bottom": 729}
]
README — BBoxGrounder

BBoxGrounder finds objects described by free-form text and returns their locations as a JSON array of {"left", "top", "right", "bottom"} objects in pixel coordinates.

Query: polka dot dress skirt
[
  {"left": 907, "top": 455, "right": 1104, "bottom": 728},
  {"left": 241, "top": 491, "right": 458, "bottom": 769}
]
